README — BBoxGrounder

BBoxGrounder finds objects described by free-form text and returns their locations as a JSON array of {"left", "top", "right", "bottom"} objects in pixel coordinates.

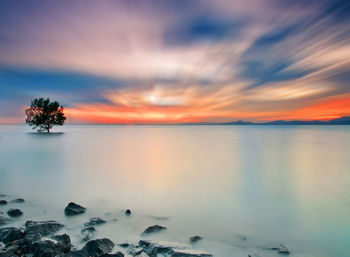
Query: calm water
[{"left": 0, "top": 125, "right": 349, "bottom": 257}]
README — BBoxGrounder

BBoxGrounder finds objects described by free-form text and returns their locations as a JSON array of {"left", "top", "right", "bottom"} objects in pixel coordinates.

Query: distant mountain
[{"left": 213, "top": 116, "right": 350, "bottom": 125}]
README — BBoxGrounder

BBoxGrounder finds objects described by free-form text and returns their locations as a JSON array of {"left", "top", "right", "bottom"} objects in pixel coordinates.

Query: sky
[{"left": 0, "top": 0, "right": 350, "bottom": 124}]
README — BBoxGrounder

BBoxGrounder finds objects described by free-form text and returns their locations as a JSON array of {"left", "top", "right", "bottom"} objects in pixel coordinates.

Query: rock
[
  {"left": 0, "top": 201, "right": 7, "bottom": 205},
  {"left": 81, "top": 227, "right": 96, "bottom": 242},
  {"left": 10, "top": 199, "right": 24, "bottom": 203},
  {"left": 189, "top": 236, "right": 202, "bottom": 243},
  {"left": 84, "top": 217, "right": 106, "bottom": 227},
  {"left": 0, "top": 215, "right": 10, "bottom": 225},
  {"left": 7, "top": 209, "right": 23, "bottom": 217},
  {"left": 64, "top": 202, "right": 86, "bottom": 216},
  {"left": 142, "top": 225, "right": 166, "bottom": 235},
  {"left": 53, "top": 234, "right": 71, "bottom": 253},
  {"left": 25, "top": 220, "right": 64, "bottom": 240},
  {"left": 118, "top": 243, "right": 130, "bottom": 248},
  {"left": 138, "top": 240, "right": 189, "bottom": 257},
  {"left": 125, "top": 209, "right": 131, "bottom": 216},
  {"left": 81, "top": 238, "right": 115, "bottom": 257},
  {"left": 32, "top": 240, "right": 60, "bottom": 257},
  {"left": 100, "top": 252, "right": 124, "bottom": 257},
  {"left": 171, "top": 249, "right": 213, "bottom": 257},
  {"left": 0, "top": 227, "right": 24, "bottom": 244},
  {"left": 238, "top": 235, "right": 247, "bottom": 241},
  {"left": 126, "top": 244, "right": 143, "bottom": 256},
  {"left": 135, "top": 253, "right": 149, "bottom": 257},
  {"left": 270, "top": 244, "right": 290, "bottom": 254}
]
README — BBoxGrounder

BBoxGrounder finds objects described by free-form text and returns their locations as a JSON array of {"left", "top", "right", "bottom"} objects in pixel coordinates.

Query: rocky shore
[{"left": 0, "top": 198, "right": 290, "bottom": 257}]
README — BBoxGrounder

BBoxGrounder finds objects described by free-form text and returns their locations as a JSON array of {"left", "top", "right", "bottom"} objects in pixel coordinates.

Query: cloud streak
[{"left": 0, "top": 0, "right": 349, "bottom": 123}]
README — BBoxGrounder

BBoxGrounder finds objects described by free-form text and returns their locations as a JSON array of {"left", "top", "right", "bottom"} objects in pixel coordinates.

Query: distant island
[{"left": 185, "top": 116, "right": 350, "bottom": 125}]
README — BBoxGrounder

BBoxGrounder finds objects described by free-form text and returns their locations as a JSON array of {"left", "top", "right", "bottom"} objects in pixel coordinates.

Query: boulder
[
  {"left": 0, "top": 201, "right": 7, "bottom": 205},
  {"left": 142, "top": 225, "right": 166, "bottom": 235},
  {"left": 24, "top": 220, "right": 64, "bottom": 240},
  {"left": 84, "top": 217, "right": 106, "bottom": 227},
  {"left": 81, "top": 238, "right": 115, "bottom": 257},
  {"left": 32, "top": 240, "right": 62, "bottom": 257},
  {"left": 138, "top": 240, "right": 189, "bottom": 257},
  {"left": 7, "top": 209, "right": 23, "bottom": 217},
  {"left": 10, "top": 199, "right": 24, "bottom": 203},
  {"left": 189, "top": 236, "right": 202, "bottom": 243},
  {"left": 81, "top": 227, "right": 96, "bottom": 242},
  {"left": 64, "top": 202, "right": 86, "bottom": 216},
  {"left": 0, "top": 227, "right": 24, "bottom": 244},
  {"left": 125, "top": 209, "right": 131, "bottom": 216},
  {"left": 53, "top": 234, "right": 71, "bottom": 253}
]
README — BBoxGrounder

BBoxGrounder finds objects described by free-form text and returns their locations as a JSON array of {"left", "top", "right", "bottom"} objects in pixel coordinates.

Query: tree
[{"left": 25, "top": 98, "right": 66, "bottom": 133}]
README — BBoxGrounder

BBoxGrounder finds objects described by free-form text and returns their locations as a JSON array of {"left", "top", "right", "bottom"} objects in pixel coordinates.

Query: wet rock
[
  {"left": 118, "top": 243, "right": 130, "bottom": 248},
  {"left": 138, "top": 240, "right": 189, "bottom": 257},
  {"left": 84, "top": 217, "right": 106, "bottom": 227},
  {"left": 100, "top": 252, "right": 124, "bottom": 257},
  {"left": 0, "top": 227, "right": 24, "bottom": 244},
  {"left": 125, "top": 209, "right": 131, "bottom": 216},
  {"left": 270, "top": 244, "right": 290, "bottom": 254},
  {"left": 7, "top": 209, "right": 23, "bottom": 217},
  {"left": 64, "top": 202, "right": 86, "bottom": 216},
  {"left": 0, "top": 201, "right": 7, "bottom": 205},
  {"left": 171, "top": 249, "right": 213, "bottom": 257},
  {"left": 10, "top": 199, "right": 24, "bottom": 204},
  {"left": 81, "top": 238, "right": 114, "bottom": 257},
  {"left": 142, "top": 225, "right": 166, "bottom": 235},
  {"left": 32, "top": 240, "right": 62, "bottom": 257},
  {"left": 24, "top": 220, "right": 64, "bottom": 240},
  {"left": 189, "top": 236, "right": 202, "bottom": 244},
  {"left": 126, "top": 244, "right": 143, "bottom": 256},
  {"left": 81, "top": 227, "right": 96, "bottom": 242},
  {"left": 53, "top": 234, "right": 71, "bottom": 253},
  {"left": 0, "top": 215, "right": 10, "bottom": 225}
]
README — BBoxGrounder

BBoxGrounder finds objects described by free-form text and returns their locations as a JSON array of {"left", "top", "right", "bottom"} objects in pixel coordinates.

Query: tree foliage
[{"left": 25, "top": 98, "right": 66, "bottom": 132}]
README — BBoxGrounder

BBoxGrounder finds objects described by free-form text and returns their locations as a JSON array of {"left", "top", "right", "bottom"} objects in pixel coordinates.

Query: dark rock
[
  {"left": 125, "top": 209, "right": 131, "bottom": 216},
  {"left": 138, "top": 240, "right": 189, "bottom": 256},
  {"left": 64, "top": 202, "right": 86, "bottom": 216},
  {"left": 7, "top": 209, "right": 23, "bottom": 217},
  {"left": 25, "top": 220, "right": 64, "bottom": 240},
  {"left": 81, "top": 227, "right": 96, "bottom": 242},
  {"left": 32, "top": 240, "right": 62, "bottom": 257},
  {"left": 100, "top": 252, "right": 124, "bottom": 257},
  {"left": 0, "top": 201, "right": 7, "bottom": 205},
  {"left": 142, "top": 225, "right": 166, "bottom": 235},
  {"left": 126, "top": 244, "right": 143, "bottom": 256},
  {"left": 0, "top": 215, "right": 10, "bottom": 225},
  {"left": 10, "top": 199, "right": 24, "bottom": 204},
  {"left": 0, "top": 227, "right": 24, "bottom": 244},
  {"left": 84, "top": 217, "right": 106, "bottom": 227},
  {"left": 81, "top": 238, "right": 114, "bottom": 257},
  {"left": 12, "top": 238, "right": 34, "bottom": 254},
  {"left": 118, "top": 243, "right": 130, "bottom": 248},
  {"left": 53, "top": 234, "right": 71, "bottom": 253},
  {"left": 189, "top": 236, "right": 202, "bottom": 243},
  {"left": 270, "top": 244, "right": 290, "bottom": 254}
]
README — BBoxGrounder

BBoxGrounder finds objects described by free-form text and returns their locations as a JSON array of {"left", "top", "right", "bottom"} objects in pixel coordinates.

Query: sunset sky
[{"left": 0, "top": 0, "right": 350, "bottom": 124}]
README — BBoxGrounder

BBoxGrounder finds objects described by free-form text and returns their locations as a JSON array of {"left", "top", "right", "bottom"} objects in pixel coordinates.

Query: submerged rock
[
  {"left": 53, "top": 234, "right": 71, "bottom": 253},
  {"left": 81, "top": 227, "right": 96, "bottom": 242},
  {"left": 0, "top": 215, "right": 10, "bottom": 225},
  {"left": 25, "top": 220, "right": 64, "bottom": 239},
  {"left": 10, "top": 199, "right": 25, "bottom": 203},
  {"left": 64, "top": 202, "right": 86, "bottom": 216},
  {"left": 142, "top": 225, "right": 166, "bottom": 235},
  {"left": 0, "top": 227, "right": 24, "bottom": 244},
  {"left": 189, "top": 236, "right": 202, "bottom": 244},
  {"left": 84, "top": 217, "right": 106, "bottom": 227},
  {"left": 80, "top": 238, "right": 115, "bottom": 257},
  {"left": 270, "top": 244, "right": 290, "bottom": 254},
  {"left": 125, "top": 209, "right": 131, "bottom": 216},
  {"left": 0, "top": 200, "right": 7, "bottom": 205},
  {"left": 7, "top": 209, "right": 23, "bottom": 217}
]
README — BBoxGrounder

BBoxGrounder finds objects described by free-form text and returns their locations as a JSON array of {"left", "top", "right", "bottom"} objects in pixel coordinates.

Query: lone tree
[{"left": 25, "top": 98, "right": 66, "bottom": 133}]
